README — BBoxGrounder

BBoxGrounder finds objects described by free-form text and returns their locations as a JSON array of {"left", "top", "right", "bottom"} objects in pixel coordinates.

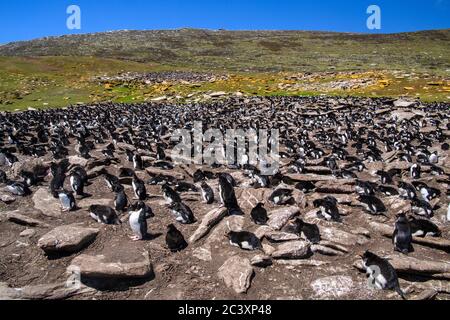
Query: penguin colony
[{"left": 0, "top": 96, "right": 449, "bottom": 300}]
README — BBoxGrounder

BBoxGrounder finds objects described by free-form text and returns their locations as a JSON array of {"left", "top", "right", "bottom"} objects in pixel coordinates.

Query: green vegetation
[{"left": 0, "top": 29, "right": 449, "bottom": 110}]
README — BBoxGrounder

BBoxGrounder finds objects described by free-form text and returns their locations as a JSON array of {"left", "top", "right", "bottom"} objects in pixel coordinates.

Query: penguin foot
[{"left": 130, "top": 235, "right": 141, "bottom": 241}]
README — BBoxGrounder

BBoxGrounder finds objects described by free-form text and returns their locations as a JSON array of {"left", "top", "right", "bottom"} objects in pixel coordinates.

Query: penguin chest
[
  {"left": 90, "top": 212, "right": 102, "bottom": 223},
  {"left": 129, "top": 211, "right": 143, "bottom": 235}
]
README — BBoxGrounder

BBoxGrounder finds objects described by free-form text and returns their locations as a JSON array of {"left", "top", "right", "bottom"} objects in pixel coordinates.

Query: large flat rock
[
  {"left": 68, "top": 249, "right": 153, "bottom": 279},
  {"left": 38, "top": 224, "right": 99, "bottom": 254},
  {"left": 218, "top": 256, "right": 254, "bottom": 294},
  {"left": 271, "top": 240, "right": 311, "bottom": 259}
]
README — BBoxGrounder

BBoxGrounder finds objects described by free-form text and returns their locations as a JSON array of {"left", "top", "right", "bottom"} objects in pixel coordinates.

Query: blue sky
[{"left": 0, "top": 0, "right": 449, "bottom": 44}]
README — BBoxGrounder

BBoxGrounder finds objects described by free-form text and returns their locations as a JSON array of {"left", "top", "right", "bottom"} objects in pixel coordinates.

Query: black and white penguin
[
  {"left": 358, "top": 195, "right": 387, "bottom": 216},
  {"left": 200, "top": 181, "right": 214, "bottom": 204},
  {"left": 377, "top": 185, "right": 399, "bottom": 196},
  {"left": 70, "top": 172, "right": 85, "bottom": 197},
  {"left": 113, "top": 184, "right": 128, "bottom": 212},
  {"left": 125, "top": 149, "right": 134, "bottom": 162},
  {"left": 250, "top": 203, "right": 268, "bottom": 225},
  {"left": 375, "top": 170, "right": 393, "bottom": 185},
  {"left": 50, "top": 171, "right": 66, "bottom": 198},
  {"left": 220, "top": 172, "right": 237, "bottom": 187},
  {"left": 410, "top": 164, "right": 421, "bottom": 179},
  {"left": 268, "top": 188, "right": 293, "bottom": 205},
  {"left": 226, "top": 230, "right": 262, "bottom": 251},
  {"left": 313, "top": 196, "right": 341, "bottom": 222},
  {"left": 355, "top": 180, "right": 376, "bottom": 196},
  {"left": 218, "top": 174, "right": 242, "bottom": 215},
  {"left": 361, "top": 251, "right": 406, "bottom": 300},
  {"left": 294, "top": 181, "right": 316, "bottom": 194},
  {"left": 129, "top": 201, "right": 154, "bottom": 218},
  {"left": 129, "top": 201, "right": 148, "bottom": 241},
  {"left": 251, "top": 173, "right": 270, "bottom": 188},
  {"left": 132, "top": 173, "right": 147, "bottom": 200},
  {"left": 0, "top": 170, "right": 8, "bottom": 184},
  {"left": 165, "top": 224, "right": 188, "bottom": 252},
  {"left": 398, "top": 182, "right": 417, "bottom": 200},
  {"left": 283, "top": 217, "right": 320, "bottom": 244},
  {"left": 71, "top": 166, "right": 88, "bottom": 185},
  {"left": 411, "top": 182, "right": 441, "bottom": 202},
  {"left": 408, "top": 216, "right": 441, "bottom": 237},
  {"left": 429, "top": 151, "right": 439, "bottom": 164},
  {"left": 104, "top": 173, "right": 120, "bottom": 191},
  {"left": 89, "top": 205, "right": 121, "bottom": 225},
  {"left": 5, "top": 181, "right": 30, "bottom": 196},
  {"left": 58, "top": 190, "right": 76, "bottom": 212},
  {"left": 19, "top": 170, "right": 36, "bottom": 187},
  {"left": 133, "top": 153, "right": 143, "bottom": 170},
  {"left": 393, "top": 213, "right": 414, "bottom": 254},
  {"left": 429, "top": 164, "right": 444, "bottom": 176},
  {"left": 175, "top": 182, "right": 198, "bottom": 193},
  {"left": 411, "top": 198, "right": 433, "bottom": 218},
  {"left": 168, "top": 201, "right": 196, "bottom": 224},
  {"left": 162, "top": 184, "right": 181, "bottom": 204},
  {"left": 118, "top": 167, "right": 135, "bottom": 178},
  {"left": 156, "top": 144, "right": 166, "bottom": 161}
]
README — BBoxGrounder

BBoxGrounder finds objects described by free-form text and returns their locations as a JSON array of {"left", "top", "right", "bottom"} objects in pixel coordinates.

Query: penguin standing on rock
[
  {"left": 165, "top": 224, "right": 188, "bottom": 252},
  {"left": 104, "top": 173, "right": 120, "bottom": 191},
  {"left": 313, "top": 196, "right": 341, "bottom": 222},
  {"left": 129, "top": 201, "right": 149, "bottom": 241},
  {"left": 269, "top": 188, "right": 293, "bottom": 205},
  {"left": 70, "top": 172, "right": 86, "bottom": 198},
  {"left": 162, "top": 184, "right": 181, "bottom": 204},
  {"left": 282, "top": 217, "right": 321, "bottom": 244},
  {"left": 250, "top": 203, "right": 268, "bottom": 225},
  {"left": 169, "top": 201, "right": 196, "bottom": 224},
  {"left": 200, "top": 181, "right": 214, "bottom": 204},
  {"left": 132, "top": 173, "right": 147, "bottom": 200},
  {"left": 114, "top": 184, "right": 128, "bottom": 212},
  {"left": 218, "top": 174, "right": 242, "bottom": 215},
  {"left": 409, "top": 216, "right": 441, "bottom": 237},
  {"left": 133, "top": 153, "right": 143, "bottom": 170},
  {"left": 393, "top": 213, "right": 414, "bottom": 254},
  {"left": 410, "top": 164, "right": 421, "bottom": 179}
]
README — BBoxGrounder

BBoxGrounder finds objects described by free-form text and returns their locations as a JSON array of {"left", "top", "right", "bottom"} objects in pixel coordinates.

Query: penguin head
[
  {"left": 361, "top": 250, "right": 376, "bottom": 262},
  {"left": 113, "top": 184, "right": 124, "bottom": 193},
  {"left": 396, "top": 211, "right": 408, "bottom": 221},
  {"left": 167, "top": 224, "right": 177, "bottom": 232}
]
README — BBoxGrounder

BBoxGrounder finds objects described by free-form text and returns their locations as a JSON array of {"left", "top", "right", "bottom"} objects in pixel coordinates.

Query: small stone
[
  {"left": 20, "top": 229, "right": 35, "bottom": 237},
  {"left": 0, "top": 194, "right": 16, "bottom": 204},
  {"left": 251, "top": 255, "right": 272, "bottom": 268}
]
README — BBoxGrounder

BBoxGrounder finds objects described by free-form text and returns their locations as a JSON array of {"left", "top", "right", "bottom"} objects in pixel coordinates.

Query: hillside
[{"left": 1, "top": 29, "right": 450, "bottom": 74}]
